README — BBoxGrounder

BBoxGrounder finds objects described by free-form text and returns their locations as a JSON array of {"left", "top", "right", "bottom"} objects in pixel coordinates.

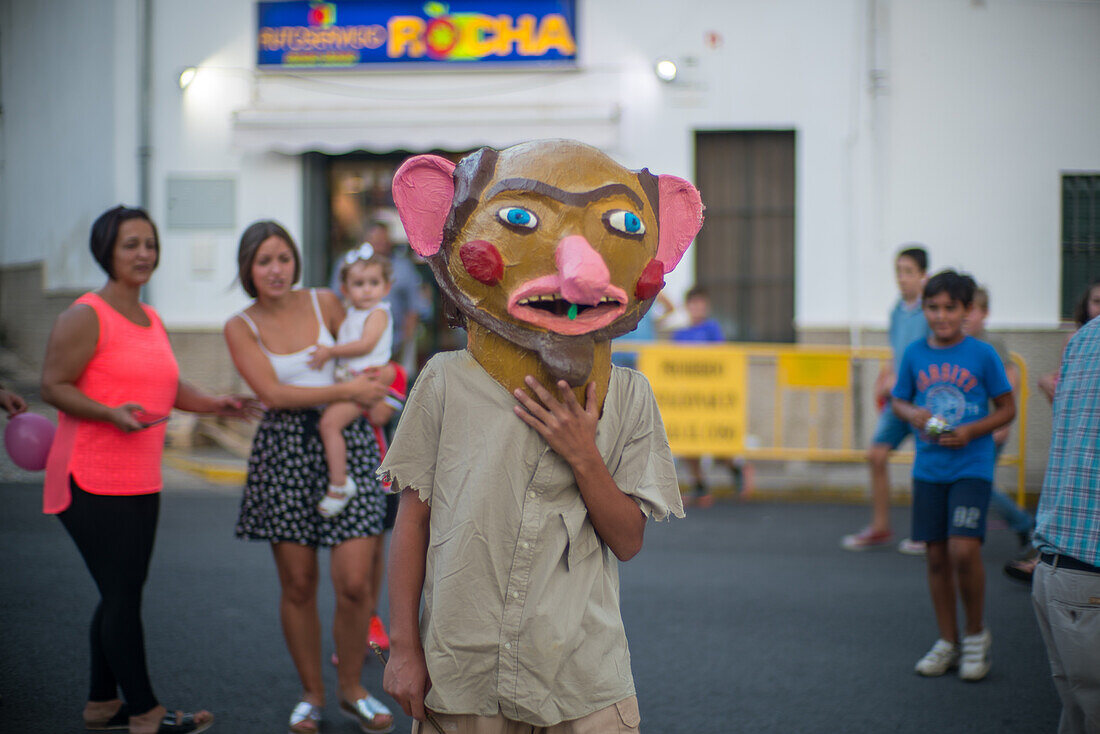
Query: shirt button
[
  {"left": 521, "top": 542, "right": 530, "bottom": 550},
  {"left": 504, "top": 642, "right": 512, "bottom": 650},
  {"left": 527, "top": 491, "right": 536, "bottom": 499},
  {"left": 511, "top": 591, "right": 520, "bottom": 599}
]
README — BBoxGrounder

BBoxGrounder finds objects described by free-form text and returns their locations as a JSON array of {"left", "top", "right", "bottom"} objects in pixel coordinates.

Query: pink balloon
[{"left": 5, "top": 412, "right": 56, "bottom": 471}]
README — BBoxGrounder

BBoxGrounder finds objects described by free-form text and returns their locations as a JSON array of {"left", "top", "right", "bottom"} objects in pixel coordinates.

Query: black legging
[{"left": 59, "top": 478, "right": 160, "bottom": 714}]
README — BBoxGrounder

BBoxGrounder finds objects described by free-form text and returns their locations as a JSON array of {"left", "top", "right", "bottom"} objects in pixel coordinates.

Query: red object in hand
[
  {"left": 634, "top": 259, "right": 665, "bottom": 301},
  {"left": 459, "top": 240, "right": 504, "bottom": 285},
  {"left": 133, "top": 410, "right": 169, "bottom": 428},
  {"left": 876, "top": 395, "right": 887, "bottom": 412}
]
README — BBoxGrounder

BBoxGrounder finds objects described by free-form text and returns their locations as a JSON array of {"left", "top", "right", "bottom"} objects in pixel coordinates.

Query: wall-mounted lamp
[
  {"left": 178, "top": 67, "right": 197, "bottom": 90},
  {"left": 654, "top": 59, "right": 678, "bottom": 83}
]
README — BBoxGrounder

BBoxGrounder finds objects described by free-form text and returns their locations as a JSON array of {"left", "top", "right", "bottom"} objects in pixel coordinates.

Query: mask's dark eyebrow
[{"left": 485, "top": 178, "right": 644, "bottom": 210}]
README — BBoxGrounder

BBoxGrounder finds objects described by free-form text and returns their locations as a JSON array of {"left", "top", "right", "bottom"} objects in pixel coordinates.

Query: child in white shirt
[{"left": 309, "top": 243, "right": 393, "bottom": 516}]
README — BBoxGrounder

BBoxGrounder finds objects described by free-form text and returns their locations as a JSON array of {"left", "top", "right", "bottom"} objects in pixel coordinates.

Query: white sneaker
[
  {"left": 897, "top": 538, "right": 927, "bottom": 555},
  {"left": 959, "top": 628, "right": 992, "bottom": 681},
  {"left": 915, "top": 639, "right": 959, "bottom": 676},
  {"left": 318, "top": 476, "right": 358, "bottom": 518}
]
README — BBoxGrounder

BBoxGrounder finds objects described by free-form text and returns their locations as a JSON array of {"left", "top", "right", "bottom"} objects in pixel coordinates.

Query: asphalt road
[{"left": 0, "top": 479, "right": 1060, "bottom": 733}]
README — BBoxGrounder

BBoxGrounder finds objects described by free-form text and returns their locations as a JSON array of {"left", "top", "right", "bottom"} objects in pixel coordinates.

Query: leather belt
[{"left": 1040, "top": 552, "right": 1100, "bottom": 575}]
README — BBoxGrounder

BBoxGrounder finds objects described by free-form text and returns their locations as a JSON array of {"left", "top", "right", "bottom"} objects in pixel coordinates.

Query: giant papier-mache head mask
[{"left": 393, "top": 139, "right": 704, "bottom": 396}]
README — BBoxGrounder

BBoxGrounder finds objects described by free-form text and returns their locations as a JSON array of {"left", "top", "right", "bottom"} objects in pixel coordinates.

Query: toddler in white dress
[{"left": 308, "top": 243, "right": 393, "bottom": 517}]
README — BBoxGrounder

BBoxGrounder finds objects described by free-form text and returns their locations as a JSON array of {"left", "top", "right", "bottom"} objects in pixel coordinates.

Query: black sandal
[
  {"left": 1004, "top": 558, "right": 1036, "bottom": 585},
  {"left": 155, "top": 710, "right": 214, "bottom": 734},
  {"left": 85, "top": 703, "right": 129, "bottom": 731}
]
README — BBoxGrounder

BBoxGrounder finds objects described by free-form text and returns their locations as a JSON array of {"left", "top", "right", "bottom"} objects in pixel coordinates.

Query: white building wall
[
  {"left": 2, "top": 0, "right": 1097, "bottom": 332},
  {"left": 601, "top": 0, "right": 865, "bottom": 322},
  {"left": 149, "top": 0, "right": 296, "bottom": 326},
  {"left": 883, "top": 0, "right": 1100, "bottom": 329},
  {"left": 0, "top": 0, "right": 141, "bottom": 290},
  {"left": 148, "top": 0, "right": 867, "bottom": 328}
]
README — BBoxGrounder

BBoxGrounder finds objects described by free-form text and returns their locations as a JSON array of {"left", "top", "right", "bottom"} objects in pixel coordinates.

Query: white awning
[{"left": 231, "top": 103, "right": 621, "bottom": 154}]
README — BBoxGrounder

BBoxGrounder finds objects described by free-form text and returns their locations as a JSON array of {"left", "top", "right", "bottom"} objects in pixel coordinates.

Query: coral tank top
[{"left": 43, "top": 293, "right": 180, "bottom": 513}]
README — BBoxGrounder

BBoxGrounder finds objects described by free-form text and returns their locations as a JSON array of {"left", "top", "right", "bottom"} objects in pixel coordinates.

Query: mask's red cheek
[
  {"left": 634, "top": 259, "right": 665, "bottom": 300},
  {"left": 459, "top": 240, "right": 504, "bottom": 285}
]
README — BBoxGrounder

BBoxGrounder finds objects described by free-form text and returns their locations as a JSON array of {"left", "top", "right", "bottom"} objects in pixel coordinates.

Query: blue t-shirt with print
[{"left": 892, "top": 336, "right": 1012, "bottom": 483}]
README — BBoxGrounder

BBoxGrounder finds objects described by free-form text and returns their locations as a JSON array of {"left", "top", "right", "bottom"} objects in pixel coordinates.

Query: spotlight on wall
[
  {"left": 178, "top": 67, "right": 197, "bottom": 90},
  {"left": 654, "top": 59, "right": 678, "bottom": 83}
]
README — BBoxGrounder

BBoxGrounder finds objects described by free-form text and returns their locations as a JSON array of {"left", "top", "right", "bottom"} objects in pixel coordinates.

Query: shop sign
[{"left": 257, "top": 1, "right": 577, "bottom": 68}]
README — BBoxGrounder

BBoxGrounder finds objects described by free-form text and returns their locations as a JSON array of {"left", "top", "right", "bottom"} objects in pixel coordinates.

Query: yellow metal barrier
[{"left": 614, "top": 341, "right": 1028, "bottom": 499}]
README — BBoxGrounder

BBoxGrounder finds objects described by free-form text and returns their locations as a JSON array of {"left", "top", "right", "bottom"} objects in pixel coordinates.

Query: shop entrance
[
  {"left": 693, "top": 131, "right": 796, "bottom": 342},
  {"left": 302, "top": 149, "right": 471, "bottom": 371}
]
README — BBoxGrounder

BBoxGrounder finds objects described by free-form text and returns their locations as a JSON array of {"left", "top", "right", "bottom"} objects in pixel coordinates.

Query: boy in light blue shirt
[
  {"left": 842, "top": 245, "right": 929, "bottom": 550},
  {"left": 891, "top": 270, "right": 1015, "bottom": 681}
]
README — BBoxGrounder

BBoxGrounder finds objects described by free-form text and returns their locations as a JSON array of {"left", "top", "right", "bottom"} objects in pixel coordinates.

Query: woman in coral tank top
[{"left": 40, "top": 206, "right": 254, "bottom": 734}]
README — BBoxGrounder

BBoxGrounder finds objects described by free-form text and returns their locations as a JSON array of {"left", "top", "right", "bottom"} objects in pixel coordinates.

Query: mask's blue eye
[
  {"left": 604, "top": 210, "right": 646, "bottom": 236},
  {"left": 498, "top": 207, "right": 538, "bottom": 229}
]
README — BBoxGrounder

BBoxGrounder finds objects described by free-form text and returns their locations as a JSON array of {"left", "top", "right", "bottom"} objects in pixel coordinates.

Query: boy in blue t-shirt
[
  {"left": 671, "top": 286, "right": 724, "bottom": 344},
  {"left": 891, "top": 270, "right": 1015, "bottom": 682},
  {"left": 672, "top": 287, "right": 753, "bottom": 505}
]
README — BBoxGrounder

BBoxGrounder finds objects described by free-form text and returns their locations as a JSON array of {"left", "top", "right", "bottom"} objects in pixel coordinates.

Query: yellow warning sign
[
  {"left": 637, "top": 345, "right": 747, "bottom": 456},
  {"left": 777, "top": 352, "right": 851, "bottom": 390}
]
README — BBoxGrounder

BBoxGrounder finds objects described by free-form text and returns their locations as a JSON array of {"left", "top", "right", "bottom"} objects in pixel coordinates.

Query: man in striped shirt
[{"left": 1031, "top": 315, "right": 1100, "bottom": 733}]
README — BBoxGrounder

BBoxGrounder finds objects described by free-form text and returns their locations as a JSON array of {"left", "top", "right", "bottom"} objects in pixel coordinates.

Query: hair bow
[{"left": 344, "top": 242, "right": 375, "bottom": 265}]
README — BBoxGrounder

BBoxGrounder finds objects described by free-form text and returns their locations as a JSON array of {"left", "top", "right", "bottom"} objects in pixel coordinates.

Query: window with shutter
[{"left": 1061, "top": 174, "right": 1100, "bottom": 321}]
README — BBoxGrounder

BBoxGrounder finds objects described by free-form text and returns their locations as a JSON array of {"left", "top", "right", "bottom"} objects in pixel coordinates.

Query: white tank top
[
  {"left": 337, "top": 301, "right": 392, "bottom": 373},
  {"left": 236, "top": 289, "right": 336, "bottom": 388}
]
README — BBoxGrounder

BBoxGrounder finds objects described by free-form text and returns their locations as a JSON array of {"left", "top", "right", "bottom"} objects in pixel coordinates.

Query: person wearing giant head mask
[{"left": 380, "top": 140, "right": 703, "bottom": 733}]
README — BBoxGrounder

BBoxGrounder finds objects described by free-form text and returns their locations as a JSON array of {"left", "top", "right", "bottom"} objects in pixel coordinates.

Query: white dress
[{"left": 335, "top": 302, "right": 392, "bottom": 379}]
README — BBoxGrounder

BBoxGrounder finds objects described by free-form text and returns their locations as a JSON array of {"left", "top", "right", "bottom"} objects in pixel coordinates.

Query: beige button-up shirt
[{"left": 379, "top": 350, "right": 682, "bottom": 726}]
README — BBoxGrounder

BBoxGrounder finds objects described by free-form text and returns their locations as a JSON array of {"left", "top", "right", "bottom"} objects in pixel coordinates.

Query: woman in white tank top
[{"left": 224, "top": 221, "right": 396, "bottom": 734}]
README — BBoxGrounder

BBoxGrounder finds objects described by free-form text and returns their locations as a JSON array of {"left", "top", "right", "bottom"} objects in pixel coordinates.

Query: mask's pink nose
[{"left": 556, "top": 235, "right": 610, "bottom": 306}]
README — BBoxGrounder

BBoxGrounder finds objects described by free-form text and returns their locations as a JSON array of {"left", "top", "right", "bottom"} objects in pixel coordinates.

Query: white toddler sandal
[{"left": 318, "top": 476, "right": 358, "bottom": 518}]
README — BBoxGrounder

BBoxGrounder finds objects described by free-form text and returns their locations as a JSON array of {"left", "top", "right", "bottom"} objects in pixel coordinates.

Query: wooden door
[{"left": 694, "top": 131, "right": 796, "bottom": 342}]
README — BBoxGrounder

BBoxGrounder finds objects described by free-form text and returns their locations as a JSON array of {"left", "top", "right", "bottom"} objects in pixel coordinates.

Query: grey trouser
[{"left": 1032, "top": 559, "right": 1100, "bottom": 734}]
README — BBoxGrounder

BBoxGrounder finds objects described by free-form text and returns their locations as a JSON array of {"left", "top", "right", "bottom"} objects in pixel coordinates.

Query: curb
[
  {"left": 157, "top": 455, "right": 916, "bottom": 503},
  {"left": 163, "top": 451, "right": 247, "bottom": 486},
  {"left": 680, "top": 483, "right": 911, "bottom": 505},
  {"left": 157, "top": 458, "right": 1018, "bottom": 511}
]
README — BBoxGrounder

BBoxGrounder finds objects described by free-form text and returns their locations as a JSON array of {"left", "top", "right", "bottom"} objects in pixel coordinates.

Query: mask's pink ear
[
  {"left": 393, "top": 155, "right": 458, "bottom": 258},
  {"left": 656, "top": 175, "right": 704, "bottom": 273}
]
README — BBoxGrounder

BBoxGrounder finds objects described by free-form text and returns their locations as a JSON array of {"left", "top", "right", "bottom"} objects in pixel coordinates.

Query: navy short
[
  {"left": 911, "top": 477, "right": 992, "bottom": 543},
  {"left": 871, "top": 406, "right": 913, "bottom": 449}
]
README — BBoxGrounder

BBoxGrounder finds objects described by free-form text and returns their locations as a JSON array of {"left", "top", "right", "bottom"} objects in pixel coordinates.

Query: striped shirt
[{"left": 1033, "top": 317, "right": 1100, "bottom": 567}]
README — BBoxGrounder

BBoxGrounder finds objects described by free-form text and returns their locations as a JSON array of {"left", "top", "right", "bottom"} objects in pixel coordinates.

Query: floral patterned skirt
[{"left": 236, "top": 408, "right": 384, "bottom": 547}]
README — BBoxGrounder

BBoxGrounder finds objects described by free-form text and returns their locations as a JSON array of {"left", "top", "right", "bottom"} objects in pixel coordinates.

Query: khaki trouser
[
  {"left": 411, "top": 697, "right": 642, "bottom": 734},
  {"left": 1032, "top": 560, "right": 1100, "bottom": 734}
]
